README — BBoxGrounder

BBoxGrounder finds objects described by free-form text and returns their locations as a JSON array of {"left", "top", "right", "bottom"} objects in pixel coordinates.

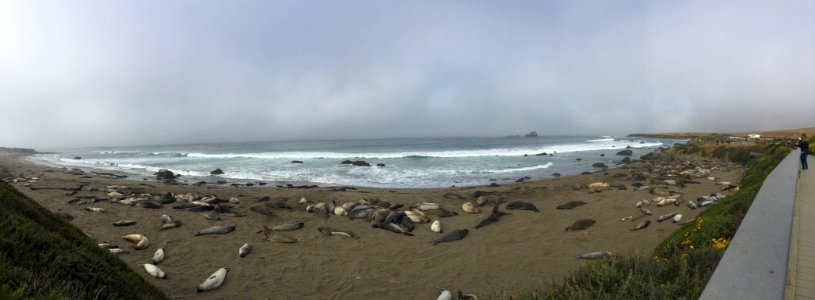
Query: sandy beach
[{"left": 0, "top": 147, "right": 742, "bottom": 299}]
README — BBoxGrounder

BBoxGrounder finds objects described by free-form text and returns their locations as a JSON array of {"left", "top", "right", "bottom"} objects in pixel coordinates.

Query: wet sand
[{"left": 0, "top": 147, "right": 742, "bottom": 299}]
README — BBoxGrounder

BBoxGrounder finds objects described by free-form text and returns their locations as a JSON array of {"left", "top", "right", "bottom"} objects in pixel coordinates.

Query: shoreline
[
  {"left": 0, "top": 146, "right": 744, "bottom": 299},
  {"left": 24, "top": 144, "right": 670, "bottom": 190}
]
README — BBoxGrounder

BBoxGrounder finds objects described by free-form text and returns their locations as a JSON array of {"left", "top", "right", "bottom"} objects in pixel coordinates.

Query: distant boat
[{"left": 525, "top": 131, "right": 538, "bottom": 138}]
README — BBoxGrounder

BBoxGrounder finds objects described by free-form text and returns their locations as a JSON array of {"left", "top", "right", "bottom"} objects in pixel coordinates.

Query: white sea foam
[
  {"left": 182, "top": 142, "right": 662, "bottom": 160},
  {"left": 483, "top": 163, "right": 553, "bottom": 174}
]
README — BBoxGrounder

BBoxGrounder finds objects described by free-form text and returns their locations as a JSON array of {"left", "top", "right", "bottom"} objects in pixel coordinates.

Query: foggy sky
[{"left": 1, "top": 0, "right": 814, "bottom": 148}]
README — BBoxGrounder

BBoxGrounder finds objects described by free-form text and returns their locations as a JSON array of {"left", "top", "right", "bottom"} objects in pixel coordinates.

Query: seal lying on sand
[
  {"left": 239, "top": 243, "right": 251, "bottom": 257},
  {"left": 317, "top": 226, "right": 359, "bottom": 239},
  {"left": 556, "top": 201, "right": 587, "bottom": 210},
  {"left": 431, "top": 229, "right": 468, "bottom": 245},
  {"left": 632, "top": 219, "right": 651, "bottom": 231},
  {"left": 474, "top": 205, "right": 505, "bottom": 229},
  {"left": 506, "top": 201, "right": 539, "bottom": 212},
  {"left": 197, "top": 267, "right": 229, "bottom": 293},
  {"left": 269, "top": 222, "right": 304, "bottom": 231},
  {"left": 437, "top": 289, "right": 452, "bottom": 300},
  {"left": 152, "top": 248, "right": 165, "bottom": 264},
  {"left": 565, "top": 219, "right": 596, "bottom": 231},
  {"left": 578, "top": 251, "right": 613, "bottom": 260},
  {"left": 143, "top": 263, "right": 166, "bottom": 279},
  {"left": 113, "top": 220, "right": 136, "bottom": 226},
  {"left": 195, "top": 225, "right": 236, "bottom": 236}
]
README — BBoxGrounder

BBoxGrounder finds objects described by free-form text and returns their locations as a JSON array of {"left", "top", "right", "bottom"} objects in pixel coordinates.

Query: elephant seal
[
  {"left": 431, "top": 229, "right": 468, "bottom": 245},
  {"left": 195, "top": 225, "right": 236, "bottom": 236},
  {"left": 136, "top": 200, "right": 162, "bottom": 209},
  {"left": 657, "top": 213, "right": 677, "bottom": 222},
  {"left": 672, "top": 214, "right": 683, "bottom": 223},
  {"left": 506, "top": 201, "right": 539, "bottom": 212},
  {"left": 640, "top": 208, "right": 652, "bottom": 216},
  {"left": 457, "top": 291, "right": 478, "bottom": 300},
  {"left": 121, "top": 234, "right": 150, "bottom": 249},
  {"left": 239, "top": 243, "right": 251, "bottom": 257},
  {"left": 109, "top": 248, "right": 127, "bottom": 254},
  {"left": 437, "top": 289, "right": 453, "bottom": 300},
  {"left": 556, "top": 201, "right": 587, "bottom": 210},
  {"left": 386, "top": 211, "right": 405, "bottom": 224},
  {"left": 632, "top": 219, "right": 651, "bottom": 231},
  {"left": 270, "top": 222, "right": 304, "bottom": 231},
  {"left": 113, "top": 220, "right": 136, "bottom": 227},
  {"left": 578, "top": 251, "right": 613, "bottom": 260},
  {"left": 318, "top": 226, "right": 360, "bottom": 239},
  {"left": 143, "top": 264, "right": 165, "bottom": 279},
  {"left": 474, "top": 205, "right": 503, "bottom": 230},
  {"left": 379, "top": 222, "right": 414, "bottom": 236},
  {"left": 565, "top": 219, "right": 596, "bottom": 231},
  {"left": 197, "top": 267, "right": 229, "bottom": 293},
  {"left": 160, "top": 214, "right": 172, "bottom": 223},
  {"left": 152, "top": 248, "right": 165, "bottom": 264},
  {"left": 461, "top": 202, "right": 480, "bottom": 214},
  {"left": 431, "top": 220, "right": 442, "bottom": 233}
]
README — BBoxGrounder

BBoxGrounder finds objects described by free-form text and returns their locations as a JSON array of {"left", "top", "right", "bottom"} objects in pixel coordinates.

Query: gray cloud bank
[{"left": 1, "top": 0, "right": 814, "bottom": 148}]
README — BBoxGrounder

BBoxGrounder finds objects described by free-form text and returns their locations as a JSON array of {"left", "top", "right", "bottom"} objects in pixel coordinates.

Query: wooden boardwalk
[{"left": 788, "top": 167, "right": 815, "bottom": 299}]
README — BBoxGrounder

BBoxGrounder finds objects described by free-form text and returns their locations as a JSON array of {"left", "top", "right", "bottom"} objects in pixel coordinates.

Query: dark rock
[
  {"left": 616, "top": 150, "right": 633, "bottom": 156},
  {"left": 257, "top": 182, "right": 267, "bottom": 186},
  {"left": 552, "top": 173, "right": 561, "bottom": 177},
  {"left": 626, "top": 146, "right": 633, "bottom": 149},
  {"left": 581, "top": 172, "right": 592, "bottom": 175},
  {"left": 73, "top": 157, "right": 81, "bottom": 160},
  {"left": 489, "top": 183, "right": 500, "bottom": 187},
  {"left": 576, "top": 158, "right": 582, "bottom": 161},
  {"left": 614, "top": 184, "right": 628, "bottom": 190},
  {"left": 216, "top": 180, "right": 227, "bottom": 184},
  {"left": 291, "top": 161, "right": 304, "bottom": 164},
  {"left": 210, "top": 168, "right": 224, "bottom": 175},
  {"left": 592, "top": 163, "right": 608, "bottom": 168},
  {"left": 194, "top": 181, "right": 207, "bottom": 186},
  {"left": 376, "top": 163, "right": 386, "bottom": 167},
  {"left": 535, "top": 152, "right": 547, "bottom": 156},
  {"left": 245, "top": 183, "right": 254, "bottom": 187},
  {"left": 341, "top": 160, "right": 371, "bottom": 167},
  {"left": 154, "top": 169, "right": 176, "bottom": 180},
  {"left": 621, "top": 157, "right": 632, "bottom": 164}
]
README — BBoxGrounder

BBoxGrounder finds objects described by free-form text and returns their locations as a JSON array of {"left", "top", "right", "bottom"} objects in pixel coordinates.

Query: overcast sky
[{"left": 1, "top": 1, "right": 814, "bottom": 148}]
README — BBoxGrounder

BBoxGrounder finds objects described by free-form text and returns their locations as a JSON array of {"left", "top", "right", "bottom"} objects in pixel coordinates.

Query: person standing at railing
[{"left": 798, "top": 133, "right": 810, "bottom": 170}]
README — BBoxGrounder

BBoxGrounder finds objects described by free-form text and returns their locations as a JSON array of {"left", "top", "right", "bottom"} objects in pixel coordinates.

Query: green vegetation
[
  {"left": 500, "top": 142, "right": 793, "bottom": 300},
  {"left": 0, "top": 182, "right": 167, "bottom": 300}
]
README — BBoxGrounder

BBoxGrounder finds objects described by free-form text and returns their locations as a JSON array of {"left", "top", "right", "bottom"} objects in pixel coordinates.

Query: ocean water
[{"left": 30, "top": 136, "right": 684, "bottom": 188}]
